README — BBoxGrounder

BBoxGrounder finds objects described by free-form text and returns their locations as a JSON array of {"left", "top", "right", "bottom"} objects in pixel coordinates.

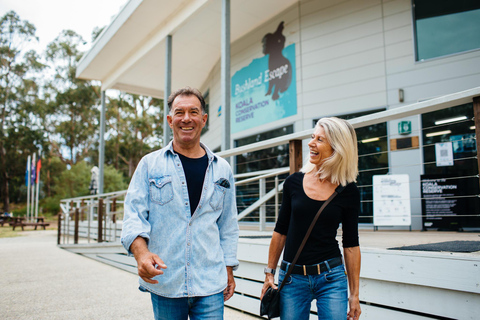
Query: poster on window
[
  {"left": 421, "top": 174, "right": 480, "bottom": 230},
  {"left": 435, "top": 142, "right": 454, "bottom": 166},
  {"left": 373, "top": 174, "right": 411, "bottom": 226},
  {"left": 231, "top": 22, "right": 297, "bottom": 133}
]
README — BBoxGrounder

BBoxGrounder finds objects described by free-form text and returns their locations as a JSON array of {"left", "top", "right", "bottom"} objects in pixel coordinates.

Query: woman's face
[{"left": 307, "top": 125, "right": 334, "bottom": 169}]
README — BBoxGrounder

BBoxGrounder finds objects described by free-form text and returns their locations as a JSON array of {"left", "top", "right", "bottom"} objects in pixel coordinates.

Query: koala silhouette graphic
[{"left": 262, "top": 21, "right": 292, "bottom": 101}]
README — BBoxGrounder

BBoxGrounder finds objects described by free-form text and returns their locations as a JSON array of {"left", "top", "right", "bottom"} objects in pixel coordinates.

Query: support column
[
  {"left": 289, "top": 140, "right": 303, "bottom": 174},
  {"left": 473, "top": 97, "right": 480, "bottom": 185},
  {"left": 163, "top": 35, "right": 172, "bottom": 146},
  {"left": 221, "top": 0, "right": 231, "bottom": 153},
  {"left": 99, "top": 90, "right": 106, "bottom": 194}
]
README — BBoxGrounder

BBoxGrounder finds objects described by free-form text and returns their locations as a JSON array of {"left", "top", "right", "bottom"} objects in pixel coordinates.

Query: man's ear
[
  {"left": 167, "top": 114, "right": 173, "bottom": 128},
  {"left": 202, "top": 113, "right": 208, "bottom": 128}
]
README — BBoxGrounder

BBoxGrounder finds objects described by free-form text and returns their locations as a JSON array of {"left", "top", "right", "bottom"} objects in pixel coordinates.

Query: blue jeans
[
  {"left": 279, "top": 261, "right": 348, "bottom": 320},
  {"left": 150, "top": 291, "right": 224, "bottom": 320}
]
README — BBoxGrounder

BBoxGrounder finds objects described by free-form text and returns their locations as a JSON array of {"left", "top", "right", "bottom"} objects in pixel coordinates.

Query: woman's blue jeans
[
  {"left": 150, "top": 291, "right": 224, "bottom": 320},
  {"left": 279, "top": 262, "right": 348, "bottom": 320}
]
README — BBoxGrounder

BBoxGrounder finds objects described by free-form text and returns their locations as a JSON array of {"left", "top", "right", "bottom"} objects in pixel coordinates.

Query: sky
[{"left": 0, "top": 0, "right": 128, "bottom": 53}]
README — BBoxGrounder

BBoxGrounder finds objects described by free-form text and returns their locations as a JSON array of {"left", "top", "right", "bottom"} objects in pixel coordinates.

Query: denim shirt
[{"left": 121, "top": 141, "right": 239, "bottom": 298}]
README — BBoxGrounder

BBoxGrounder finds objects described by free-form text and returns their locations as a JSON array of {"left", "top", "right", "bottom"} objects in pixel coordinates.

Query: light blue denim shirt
[{"left": 121, "top": 141, "right": 239, "bottom": 298}]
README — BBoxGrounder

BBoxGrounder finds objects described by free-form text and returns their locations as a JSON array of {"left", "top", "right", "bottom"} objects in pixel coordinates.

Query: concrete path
[{"left": 0, "top": 230, "right": 260, "bottom": 320}]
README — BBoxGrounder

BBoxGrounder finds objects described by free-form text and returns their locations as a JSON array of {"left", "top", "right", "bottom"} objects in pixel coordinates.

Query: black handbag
[{"left": 260, "top": 189, "right": 340, "bottom": 319}]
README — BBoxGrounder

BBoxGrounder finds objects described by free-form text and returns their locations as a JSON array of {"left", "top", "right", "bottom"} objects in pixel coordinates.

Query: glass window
[
  {"left": 421, "top": 103, "right": 480, "bottom": 230},
  {"left": 235, "top": 125, "right": 293, "bottom": 222},
  {"left": 413, "top": 0, "right": 480, "bottom": 61},
  {"left": 316, "top": 110, "right": 388, "bottom": 224}
]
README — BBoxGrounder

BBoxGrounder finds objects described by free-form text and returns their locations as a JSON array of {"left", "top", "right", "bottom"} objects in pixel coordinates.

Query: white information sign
[
  {"left": 373, "top": 174, "right": 411, "bottom": 226},
  {"left": 435, "top": 142, "right": 454, "bottom": 166}
]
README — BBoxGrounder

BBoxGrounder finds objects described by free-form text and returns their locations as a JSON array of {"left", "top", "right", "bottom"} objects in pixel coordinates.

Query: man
[{"left": 121, "top": 87, "right": 239, "bottom": 320}]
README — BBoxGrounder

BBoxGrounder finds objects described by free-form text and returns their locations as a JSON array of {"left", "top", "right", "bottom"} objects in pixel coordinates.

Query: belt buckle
[
  {"left": 317, "top": 264, "right": 320, "bottom": 274},
  {"left": 303, "top": 265, "right": 306, "bottom": 276}
]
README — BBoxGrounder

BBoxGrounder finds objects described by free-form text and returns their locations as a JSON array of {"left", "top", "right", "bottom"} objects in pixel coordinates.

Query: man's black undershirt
[{"left": 178, "top": 152, "right": 208, "bottom": 215}]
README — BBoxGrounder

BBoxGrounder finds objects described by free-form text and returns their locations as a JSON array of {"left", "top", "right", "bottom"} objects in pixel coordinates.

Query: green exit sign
[{"left": 398, "top": 121, "right": 411, "bottom": 135}]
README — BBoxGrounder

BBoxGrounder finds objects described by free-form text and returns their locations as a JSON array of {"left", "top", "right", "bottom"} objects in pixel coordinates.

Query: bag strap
[{"left": 277, "top": 188, "right": 340, "bottom": 292}]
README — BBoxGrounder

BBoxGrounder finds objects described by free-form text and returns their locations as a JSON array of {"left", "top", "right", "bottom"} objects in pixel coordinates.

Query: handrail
[{"left": 216, "top": 86, "right": 480, "bottom": 158}]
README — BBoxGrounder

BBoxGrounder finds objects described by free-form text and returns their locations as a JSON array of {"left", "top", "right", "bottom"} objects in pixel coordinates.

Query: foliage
[{"left": 0, "top": 11, "right": 46, "bottom": 212}]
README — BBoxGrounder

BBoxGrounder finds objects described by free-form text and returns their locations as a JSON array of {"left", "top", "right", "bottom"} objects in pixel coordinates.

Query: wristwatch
[{"left": 264, "top": 267, "right": 276, "bottom": 275}]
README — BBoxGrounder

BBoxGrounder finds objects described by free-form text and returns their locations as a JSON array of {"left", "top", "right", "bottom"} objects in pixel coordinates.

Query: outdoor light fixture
[
  {"left": 426, "top": 130, "right": 451, "bottom": 137},
  {"left": 434, "top": 116, "right": 467, "bottom": 125},
  {"left": 361, "top": 137, "right": 380, "bottom": 143},
  {"left": 398, "top": 89, "right": 404, "bottom": 103}
]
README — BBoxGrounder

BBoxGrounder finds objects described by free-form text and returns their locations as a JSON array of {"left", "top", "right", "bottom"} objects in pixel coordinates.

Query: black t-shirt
[
  {"left": 178, "top": 152, "right": 208, "bottom": 215},
  {"left": 274, "top": 172, "right": 360, "bottom": 265}
]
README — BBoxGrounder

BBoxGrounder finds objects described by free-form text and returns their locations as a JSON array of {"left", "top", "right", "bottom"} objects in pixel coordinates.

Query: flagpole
[
  {"left": 30, "top": 153, "right": 36, "bottom": 222},
  {"left": 26, "top": 155, "right": 31, "bottom": 221},
  {"left": 35, "top": 157, "right": 41, "bottom": 221}
]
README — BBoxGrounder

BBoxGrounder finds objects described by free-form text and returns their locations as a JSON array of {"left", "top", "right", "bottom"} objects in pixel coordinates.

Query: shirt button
[
  {"left": 187, "top": 262, "right": 190, "bottom": 266},
  {"left": 182, "top": 182, "right": 185, "bottom": 185},
  {"left": 185, "top": 202, "right": 188, "bottom": 206}
]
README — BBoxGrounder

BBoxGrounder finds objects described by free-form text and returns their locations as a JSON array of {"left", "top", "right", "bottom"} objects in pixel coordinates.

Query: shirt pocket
[
  {"left": 149, "top": 176, "right": 173, "bottom": 205},
  {"left": 209, "top": 183, "right": 226, "bottom": 210}
]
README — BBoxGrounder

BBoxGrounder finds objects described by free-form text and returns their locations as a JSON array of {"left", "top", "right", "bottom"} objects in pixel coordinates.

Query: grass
[{"left": 0, "top": 218, "right": 57, "bottom": 239}]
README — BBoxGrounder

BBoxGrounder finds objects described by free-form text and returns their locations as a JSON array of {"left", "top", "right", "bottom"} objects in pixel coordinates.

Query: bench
[
  {"left": 12, "top": 222, "right": 50, "bottom": 231},
  {"left": 11, "top": 218, "right": 50, "bottom": 231}
]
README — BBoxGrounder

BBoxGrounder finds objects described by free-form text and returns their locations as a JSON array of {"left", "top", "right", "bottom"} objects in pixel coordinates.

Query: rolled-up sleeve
[
  {"left": 121, "top": 157, "right": 152, "bottom": 256},
  {"left": 217, "top": 169, "right": 240, "bottom": 270}
]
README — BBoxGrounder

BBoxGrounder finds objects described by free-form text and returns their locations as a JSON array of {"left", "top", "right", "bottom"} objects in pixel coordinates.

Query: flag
[
  {"left": 25, "top": 162, "right": 30, "bottom": 186},
  {"left": 31, "top": 161, "right": 36, "bottom": 185},
  {"left": 36, "top": 159, "right": 42, "bottom": 184}
]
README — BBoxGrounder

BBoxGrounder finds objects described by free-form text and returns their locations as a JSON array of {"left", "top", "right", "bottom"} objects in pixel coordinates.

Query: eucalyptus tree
[
  {"left": 105, "top": 93, "right": 163, "bottom": 178},
  {"left": 0, "top": 11, "right": 46, "bottom": 212},
  {"left": 45, "top": 30, "right": 100, "bottom": 165}
]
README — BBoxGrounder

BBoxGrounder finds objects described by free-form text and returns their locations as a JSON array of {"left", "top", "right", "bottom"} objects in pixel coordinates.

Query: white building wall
[{"left": 199, "top": 0, "right": 480, "bottom": 229}]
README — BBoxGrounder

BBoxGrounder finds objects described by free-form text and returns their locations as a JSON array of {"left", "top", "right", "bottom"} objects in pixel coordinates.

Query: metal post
[
  {"left": 74, "top": 208, "right": 79, "bottom": 244},
  {"left": 57, "top": 213, "right": 62, "bottom": 245},
  {"left": 99, "top": 90, "right": 106, "bottom": 194},
  {"left": 163, "top": 35, "right": 172, "bottom": 146},
  {"left": 26, "top": 155, "right": 31, "bottom": 222},
  {"left": 98, "top": 198, "right": 103, "bottom": 243},
  {"left": 88, "top": 199, "right": 93, "bottom": 243},
  {"left": 473, "top": 96, "right": 480, "bottom": 186},
  {"left": 275, "top": 175, "right": 279, "bottom": 221},
  {"left": 259, "top": 178, "right": 266, "bottom": 231},
  {"left": 221, "top": 0, "right": 231, "bottom": 154}
]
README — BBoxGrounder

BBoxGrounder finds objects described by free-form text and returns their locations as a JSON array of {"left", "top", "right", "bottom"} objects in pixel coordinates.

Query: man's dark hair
[{"left": 167, "top": 87, "right": 206, "bottom": 114}]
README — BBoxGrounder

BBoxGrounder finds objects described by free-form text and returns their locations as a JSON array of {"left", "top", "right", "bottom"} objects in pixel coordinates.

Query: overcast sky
[{"left": 0, "top": 0, "right": 128, "bottom": 53}]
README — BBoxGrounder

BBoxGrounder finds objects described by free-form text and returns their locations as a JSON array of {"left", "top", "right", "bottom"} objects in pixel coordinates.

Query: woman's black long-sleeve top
[{"left": 274, "top": 172, "right": 360, "bottom": 265}]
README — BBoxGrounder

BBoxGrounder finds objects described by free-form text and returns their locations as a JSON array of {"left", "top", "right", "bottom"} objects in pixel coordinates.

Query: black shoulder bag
[{"left": 260, "top": 187, "right": 342, "bottom": 319}]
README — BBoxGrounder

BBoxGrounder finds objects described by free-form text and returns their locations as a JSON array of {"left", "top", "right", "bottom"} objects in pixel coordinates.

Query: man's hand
[
  {"left": 223, "top": 266, "right": 236, "bottom": 301},
  {"left": 347, "top": 295, "right": 361, "bottom": 320},
  {"left": 260, "top": 273, "right": 277, "bottom": 300},
  {"left": 130, "top": 237, "right": 167, "bottom": 284},
  {"left": 136, "top": 251, "right": 167, "bottom": 284}
]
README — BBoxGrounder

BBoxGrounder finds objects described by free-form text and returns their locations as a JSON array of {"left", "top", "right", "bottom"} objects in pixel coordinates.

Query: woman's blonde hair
[{"left": 301, "top": 117, "right": 358, "bottom": 186}]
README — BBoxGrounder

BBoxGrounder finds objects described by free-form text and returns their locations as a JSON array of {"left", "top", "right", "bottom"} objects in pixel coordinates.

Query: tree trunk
[{"left": 0, "top": 143, "right": 10, "bottom": 212}]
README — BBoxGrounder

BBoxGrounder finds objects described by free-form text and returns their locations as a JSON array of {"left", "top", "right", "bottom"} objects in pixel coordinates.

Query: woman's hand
[{"left": 260, "top": 273, "right": 277, "bottom": 300}]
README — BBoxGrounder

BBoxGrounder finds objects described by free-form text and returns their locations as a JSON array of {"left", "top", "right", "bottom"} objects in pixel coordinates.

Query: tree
[
  {"left": 0, "top": 11, "right": 45, "bottom": 212},
  {"left": 105, "top": 93, "right": 163, "bottom": 178},
  {"left": 45, "top": 30, "right": 100, "bottom": 165}
]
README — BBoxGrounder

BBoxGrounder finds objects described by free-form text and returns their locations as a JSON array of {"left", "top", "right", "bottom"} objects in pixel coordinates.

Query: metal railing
[{"left": 58, "top": 86, "right": 480, "bottom": 243}]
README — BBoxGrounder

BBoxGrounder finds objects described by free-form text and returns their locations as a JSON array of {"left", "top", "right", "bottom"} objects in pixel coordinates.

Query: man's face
[{"left": 167, "top": 94, "right": 207, "bottom": 148}]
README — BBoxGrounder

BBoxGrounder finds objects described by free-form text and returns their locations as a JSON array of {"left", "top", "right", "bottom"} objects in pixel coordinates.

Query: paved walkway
[{"left": 0, "top": 230, "right": 260, "bottom": 320}]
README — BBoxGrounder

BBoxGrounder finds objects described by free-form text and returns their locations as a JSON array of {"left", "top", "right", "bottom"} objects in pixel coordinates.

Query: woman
[{"left": 261, "top": 117, "right": 361, "bottom": 320}]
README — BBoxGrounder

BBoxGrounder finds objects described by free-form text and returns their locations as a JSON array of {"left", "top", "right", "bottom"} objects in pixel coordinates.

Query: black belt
[{"left": 280, "top": 257, "right": 343, "bottom": 275}]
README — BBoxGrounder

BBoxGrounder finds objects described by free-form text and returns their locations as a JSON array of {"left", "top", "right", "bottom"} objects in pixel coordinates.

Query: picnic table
[{"left": 11, "top": 217, "right": 50, "bottom": 231}]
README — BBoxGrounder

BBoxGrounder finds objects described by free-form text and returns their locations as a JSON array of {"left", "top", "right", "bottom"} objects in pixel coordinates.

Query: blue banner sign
[{"left": 231, "top": 23, "right": 296, "bottom": 133}]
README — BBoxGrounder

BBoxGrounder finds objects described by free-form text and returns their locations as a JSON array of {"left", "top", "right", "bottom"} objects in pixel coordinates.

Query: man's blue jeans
[
  {"left": 150, "top": 291, "right": 224, "bottom": 320},
  {"left": 279, "top": 262, "right": 348, "bottom": 320}
]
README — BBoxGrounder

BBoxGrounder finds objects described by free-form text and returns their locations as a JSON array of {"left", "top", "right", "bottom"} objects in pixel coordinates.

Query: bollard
[{"left": 74, "top": 208, "right": 79, "bottom": 244}]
